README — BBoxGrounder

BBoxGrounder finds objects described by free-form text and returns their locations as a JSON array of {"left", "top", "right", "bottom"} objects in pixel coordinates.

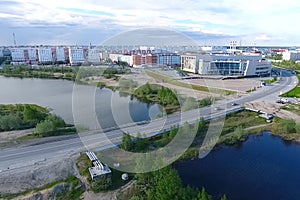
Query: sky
[{"left": 0, "top": 0, "right": 300, "bottom": 46}]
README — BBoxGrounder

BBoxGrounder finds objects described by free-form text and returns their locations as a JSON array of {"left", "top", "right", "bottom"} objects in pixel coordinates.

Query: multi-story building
[
  {"left": 38, "top": 47, "right": 53, "bottom": 63},
  {"left": 157, "top": 54, "right": 180, "bottom": 66},
  {"left": 24, "top": 48, "right": 38, "bottom": 64},
  {"left": 181, "top": 53, "right": 272, "bottom": 76},
  {"left": 88, "top": 49, "right": 101, "bottom": 63},
  {"left": 10, "top": 48, "right": 26, "bottom": 64},
  {"left": 282, "top": 50, "right": 300, "bottom": 61},
  {"left": 56, "top": 47, "right": 66, "bottom": 62},
  {"left": 119, "top": 55, "right": 133, "bottom": 66},
  {"left": 69, "top": 47, "right": 85, "bottom": 65}
]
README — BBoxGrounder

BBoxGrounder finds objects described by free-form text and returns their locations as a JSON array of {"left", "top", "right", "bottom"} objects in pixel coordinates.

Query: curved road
[{"left": 0, "top": 70, "right": 297, "bottom": 173}]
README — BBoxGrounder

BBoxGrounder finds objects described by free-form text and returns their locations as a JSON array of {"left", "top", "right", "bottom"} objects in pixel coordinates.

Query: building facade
[
  {"left": 69, "top": 47, "right": 85, "bottom": 65},
  {"left": 181, "top": 54, "right": 272, "bottom": 76},
  {"left": 282, "top": 50, "right": 300, "bottom": 61},
  {"left": 38, "top": 47, "right": 53, "bottom": 63},
  {"left": 158, "top": 54, "right": 180, "bottom": 66}
]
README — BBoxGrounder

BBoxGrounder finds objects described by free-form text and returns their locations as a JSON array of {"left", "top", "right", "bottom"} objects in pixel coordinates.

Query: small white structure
[
  {"left": 121, "top": 173, "right": 129, "bottom": 181},
  {"left": 86, "top": 151, "right": 111, "bottom": 180}
]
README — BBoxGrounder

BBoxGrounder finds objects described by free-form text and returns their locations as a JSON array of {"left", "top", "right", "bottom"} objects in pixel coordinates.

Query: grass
[
  {"left": 281, "top": 75, "right": 300, "bottom": 98},
  {"left": 145, "top": 70, "right": 235, "bottom": 95}
]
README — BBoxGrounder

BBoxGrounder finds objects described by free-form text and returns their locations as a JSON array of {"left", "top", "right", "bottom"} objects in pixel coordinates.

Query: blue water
[{"left": 174, "top": 132, "right": 300, "bottom": 200}]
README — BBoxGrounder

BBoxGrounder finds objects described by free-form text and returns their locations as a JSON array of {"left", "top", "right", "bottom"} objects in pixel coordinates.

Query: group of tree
[
  {"left": 34, "top": 114, "right": 67, "bottom": 136},
  {"left": 134, "top": 83, "right": 179, "bottom": 106},
  {"left": 121, "top": 132, "right": 149, "bottom": 152},
  {"left": 274, "top": 60, "right": 300, "bottom": 70},
  {"left": 0, "top": 104, "right": 48, "bottom": 131},
  {"left": 131, "top": 166, "right": 227, "bottom": 200}
]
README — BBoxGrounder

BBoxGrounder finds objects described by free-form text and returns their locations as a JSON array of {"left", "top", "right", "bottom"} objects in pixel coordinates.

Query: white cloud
[{"left": 0, "top": 0, "right": 300, "bottom": 45}]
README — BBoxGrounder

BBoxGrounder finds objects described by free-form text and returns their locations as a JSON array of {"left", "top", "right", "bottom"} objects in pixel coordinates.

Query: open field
[{"left": 281, "top": 75, "right": 300, "bottom": 98}]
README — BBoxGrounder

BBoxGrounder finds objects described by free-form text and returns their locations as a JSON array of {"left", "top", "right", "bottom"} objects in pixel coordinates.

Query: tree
[
  {"left": 121, "top": 133, "right": 133, "bottom": 151},
  {"left": 35, "top": 119, "right": 56, "bottom": 134},
  {"left": 147, "top": 166, "right": 183, "bottom": 200},
  {"left": 221, "top": 194, "right": 227, "bottom": 200},
  {"left": 91, "top": 177, "right": 112, "bottom": 192},
  {"left": 135, "top": 132, "right": 149, "bottom": 152}
]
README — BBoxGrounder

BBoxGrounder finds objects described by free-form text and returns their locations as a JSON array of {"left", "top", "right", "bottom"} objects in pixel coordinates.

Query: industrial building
[
  {"left": 86, "top": 151, "right": 111, "bottom": 180},
  {"left": 181, "top": 53, "right": 272, "bottom": 76}
]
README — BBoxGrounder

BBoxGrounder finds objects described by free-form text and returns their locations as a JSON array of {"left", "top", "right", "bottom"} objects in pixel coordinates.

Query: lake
[
  {"left": 0, "top": 76, "right": 162, "bottom": 128},
  {"left": 174, "top": 132, "right": 300, "bottom": 200}
]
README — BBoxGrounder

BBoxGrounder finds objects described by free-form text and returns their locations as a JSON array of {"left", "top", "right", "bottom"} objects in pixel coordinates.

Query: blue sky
[{"left": 0, "top": 0, "right": 299, "bottom": 46}]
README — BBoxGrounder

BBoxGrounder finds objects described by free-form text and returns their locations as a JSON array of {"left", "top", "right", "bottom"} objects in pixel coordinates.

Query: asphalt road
[{"left": 0, "top": 70, "right": 297, "bottom": 173}]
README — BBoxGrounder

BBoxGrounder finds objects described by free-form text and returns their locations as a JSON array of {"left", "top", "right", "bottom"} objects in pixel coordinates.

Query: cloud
[{"left": 0, "top": 0, "right": 299, "bottom": 45}]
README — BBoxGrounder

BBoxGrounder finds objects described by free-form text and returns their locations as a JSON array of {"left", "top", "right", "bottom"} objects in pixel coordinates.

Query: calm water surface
[
  {"left": 174, "top": 132, "right": 300, "bottom": 200},
  {"left": 0, "top": 76, "right": 161, "bottom": 128}
]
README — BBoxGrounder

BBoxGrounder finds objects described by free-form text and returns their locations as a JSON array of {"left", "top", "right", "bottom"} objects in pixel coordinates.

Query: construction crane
[{"left": 13, "top": 33, "right": 17, "bottom": 46}]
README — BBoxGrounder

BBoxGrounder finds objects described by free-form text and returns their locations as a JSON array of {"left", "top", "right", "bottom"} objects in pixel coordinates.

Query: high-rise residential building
[
  {"left": 38, "top": 47, "right": 53, "bottom": 63},
  {"left": 10, "top": 48, "right": 26, "bottom": 64},
  {"left": 282, "top": 50, "right": 300, "bottom": 61},
  {"left": 69, "top": 47, "right": 85, "bottom": 65},
  {"left": 56, "top": 47, "right": 66, "bottom": 62},
  {"left": 88, "top": 49, "right": 101, "bottom": 63}
]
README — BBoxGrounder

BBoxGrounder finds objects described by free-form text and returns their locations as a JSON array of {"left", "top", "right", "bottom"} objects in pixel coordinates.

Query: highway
[{"left": 0, "top": 70, "right": 297, "bottom": 173}]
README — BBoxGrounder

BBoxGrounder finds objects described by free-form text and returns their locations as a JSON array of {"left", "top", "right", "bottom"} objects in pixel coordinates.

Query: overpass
[{"left": 0, "top": 70, "right": 297, "bottom": 173}]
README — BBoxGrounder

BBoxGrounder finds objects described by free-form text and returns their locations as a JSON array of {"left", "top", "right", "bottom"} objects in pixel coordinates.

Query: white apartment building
[
  {"left": 69, "top": 47, "right": 85, "bottom": 65},
  {"left": 56, "top": 47, "right": 66, "bottom": 62},
  {"left": 11, "top": 48, "right": 25, "bottom": 61},
  {"left": 87, "top": 49, "right": 101, "bottom": 63},
  {"left": 282, "top": 50, "right": 300, "bottom": 61},
  {"left": 38, "top": 47, "right": 53, "bottom": 63},
  {"left": 120, "top": 55, "right": 133, "bottom": 66}
]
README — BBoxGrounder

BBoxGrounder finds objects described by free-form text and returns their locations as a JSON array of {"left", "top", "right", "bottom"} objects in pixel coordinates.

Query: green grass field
[{"left": 281, "top": 75, "right": 300, "bottom": 98}]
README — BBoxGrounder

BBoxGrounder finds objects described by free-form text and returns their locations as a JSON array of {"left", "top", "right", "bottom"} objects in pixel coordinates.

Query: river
[
  {"left": 174, "top": 132, "right": 300, "bottom": 200},
  {"left": 0, "top": 76, "right": 162, "bottom": 128}
]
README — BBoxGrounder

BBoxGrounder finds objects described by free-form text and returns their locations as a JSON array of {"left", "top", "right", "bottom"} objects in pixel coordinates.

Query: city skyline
[{"left": 0, "top": 0, "right": 300, "bottom": 46}]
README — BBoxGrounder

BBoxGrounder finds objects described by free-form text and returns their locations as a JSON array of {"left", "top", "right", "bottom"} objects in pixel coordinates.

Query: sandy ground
[
  {"left": 185, "top": 78, "right": 261, "bottom": 92},
  {"left": 246, "top": 101, "right": 300, "bottom": 123},
  {"left": 0, "top": 129, "right": 34, "bottom": 143},
  {"left": 0, "top": 153, "right": 78, "bottom": 194}
]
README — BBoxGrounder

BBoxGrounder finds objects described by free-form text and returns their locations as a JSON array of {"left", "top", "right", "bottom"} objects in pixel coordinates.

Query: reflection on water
[
  {"left": 0, "top": 76, "right": 161, "bottom": 128},
  {"left": 174, "top": 133, "right": 300, "bottom": 200}
]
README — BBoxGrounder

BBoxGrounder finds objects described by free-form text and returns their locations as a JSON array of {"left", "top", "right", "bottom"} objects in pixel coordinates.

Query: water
[
  {"left": 174, "top": 132, "right": 300, "bottom": 200},
  {"left": 0, "top": 76, "right": 162, "bottom": 128}
]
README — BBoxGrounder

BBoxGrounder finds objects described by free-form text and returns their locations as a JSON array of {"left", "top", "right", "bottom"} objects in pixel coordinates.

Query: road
[{"left": 0, "top": 70, "right": 297, "bottom": 173}]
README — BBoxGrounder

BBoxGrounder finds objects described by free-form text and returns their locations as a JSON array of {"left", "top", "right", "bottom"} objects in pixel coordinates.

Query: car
[{"left": 231, "top": 102, "right": 238, "bottom": 106}]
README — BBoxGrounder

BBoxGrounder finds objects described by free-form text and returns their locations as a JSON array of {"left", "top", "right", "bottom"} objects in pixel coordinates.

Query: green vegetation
[
  {"left": 0, "top": 65, "right": 131, "bottom": 82},
  {"left": 273, "top": 60, "right": 300, "bottom": 70},
  {"left": 263, "top": 76, "right": 278, "bottom": 84},
  {"left": 281, "top": 75, "right": 300, "bottom": 98},
  {"left": 0, "top": 104, "right": 48, "bottom": 131},
  {"left": 118, "top": 78, "right": 139, "bottom": 92},
  {"left": 146, "top": 70, "right": 235, "bottom": 95},
  {"left": 131, "top": 166, "right": 218, "bottom": 200},
  {"left": 0, "top": 65, "right": 76, "bottom": 80},
  {"left": 76, "top": 153, "right": 132, "bottom": 193},
  {"left": 0, "top": 104, "right": 76, "bottom": 139},
  {"left": 266, "top": 54, "right": 283, "bottom": 60},
  {"left": 134, "top": 83, "right": 179, "bottom": 107},
  {"left": 76, "top": 66, "right": 131, "bottom": 80}
]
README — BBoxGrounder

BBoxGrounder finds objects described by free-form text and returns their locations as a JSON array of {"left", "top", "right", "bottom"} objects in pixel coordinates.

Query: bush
[{"left": 91, "top": 177, "right": 112, "bottom": 192}]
